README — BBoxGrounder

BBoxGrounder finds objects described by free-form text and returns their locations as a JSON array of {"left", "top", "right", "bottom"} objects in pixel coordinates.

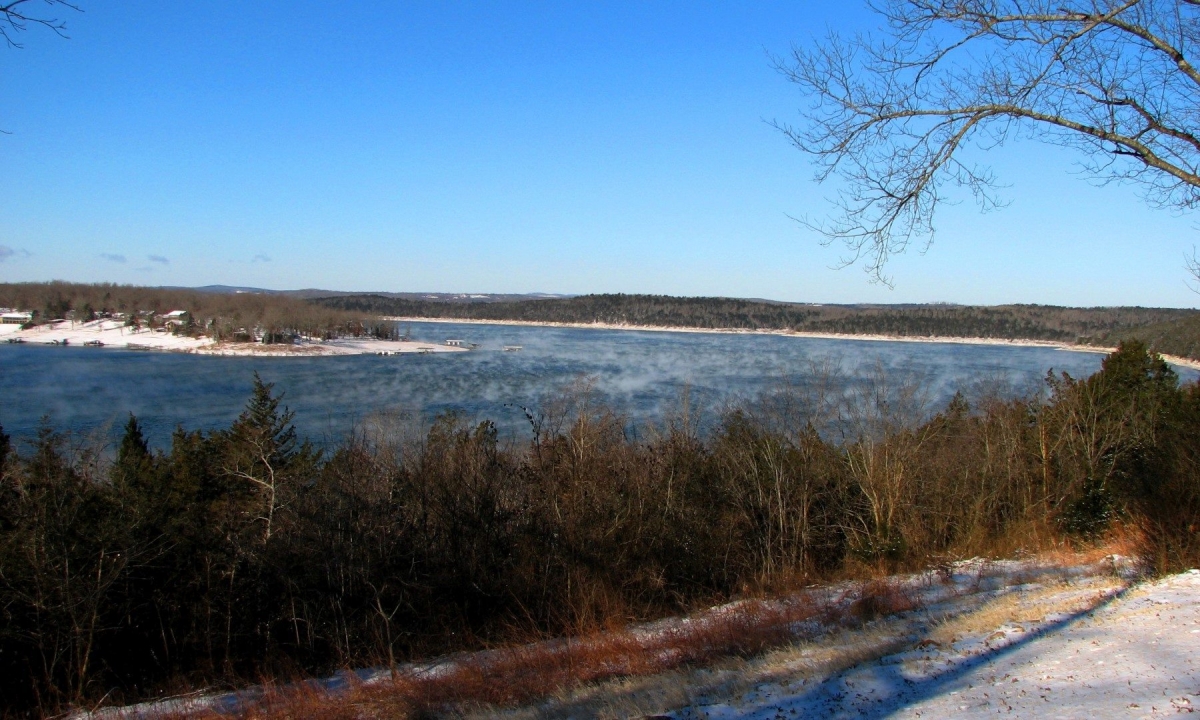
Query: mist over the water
[{"left": 2, "top": 321, "right": 1188, "bottom": 449}]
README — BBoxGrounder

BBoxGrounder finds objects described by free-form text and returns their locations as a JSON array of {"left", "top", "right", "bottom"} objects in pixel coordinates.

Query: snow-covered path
[
  {"left": 76, "top": 559, "right": 1193, "bottom": 719},
  {"left": 676, "top": 570, "right": 1199, "bottom": 719}
]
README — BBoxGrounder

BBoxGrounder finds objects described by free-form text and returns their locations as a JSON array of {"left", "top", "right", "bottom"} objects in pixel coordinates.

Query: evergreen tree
[
  {"left": 223, "top": 373, "right": 318, "bottom": 543},
  {"left": 1095, "top": 340, "right": 1178, "bottom": 398},
  {"left": 117, "top": 414, "right": 149, "bottom": 467},
  {"left": 1095, "top": 342, "right": 1183, "bottom": 506},
  {"left": 1053, "top": 341, "right": 1183, "bottom": 535},
  {"left": 229, "top": 374, "right": 301, "bottom": 467},
  {"left": 0, "top": 422, "right": 9, "bottom": 474},
  {"left": 112, "top": 414, "right": 160, "bottom": 515}
]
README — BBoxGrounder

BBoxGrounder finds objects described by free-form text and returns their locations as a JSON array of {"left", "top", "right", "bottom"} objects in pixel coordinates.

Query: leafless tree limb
[
  {"left": 1, "top": 0, "right": 80, "bottom": 48},
  {"left": 776, "top": 0, "right": 1200, "bottom": 283}
]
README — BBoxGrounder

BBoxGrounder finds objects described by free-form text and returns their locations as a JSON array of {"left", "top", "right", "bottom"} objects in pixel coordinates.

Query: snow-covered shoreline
[
  {"left": 5, "top": 316, "right": 1196, "bottom": 369},
  {"left": 0, "top": 320, "right": 468, "bottom": 357},
  {"left": 0, "top": 318, "right": 213, "bottom": 351},
  {"left": 389, "top": 315, "right": 1200, "bottom": 371}
]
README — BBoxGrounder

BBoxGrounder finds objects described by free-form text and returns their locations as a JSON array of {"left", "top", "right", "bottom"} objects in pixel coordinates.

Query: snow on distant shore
[
  {"left": 0, "top": 320, "right": 468, "bottom": 356},
  {"left": 1, "top": 319, "right": 213, "bottom": 351},
  {"left": 388, "top": 316, "right": 1200, "bottom": 371},
  {"left": 198, "top": 337, "right": 466, "bottom": 356}
]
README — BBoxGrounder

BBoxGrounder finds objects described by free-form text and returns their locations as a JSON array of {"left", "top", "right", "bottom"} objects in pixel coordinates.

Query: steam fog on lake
[{"left": 2, "top": 321, "right": 1190, "bottom": 449}]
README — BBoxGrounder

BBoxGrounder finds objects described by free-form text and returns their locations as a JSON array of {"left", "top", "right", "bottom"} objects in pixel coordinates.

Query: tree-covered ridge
[
  {"left": 1087, "top": 313, "right": 1200, "bottom": 362},
  {"left": 312, "top": 293, "right": 1196, "bottom": 347}
]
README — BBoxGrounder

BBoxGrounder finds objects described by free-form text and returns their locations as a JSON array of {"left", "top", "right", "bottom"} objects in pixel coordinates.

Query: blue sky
[{"left": 1, "top": 1, "right": 1197, "bottom": 307}]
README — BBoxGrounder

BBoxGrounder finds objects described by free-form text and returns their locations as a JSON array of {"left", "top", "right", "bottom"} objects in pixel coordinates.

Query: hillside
[
  {"left": 1087, "top": 313, "right": 1200, "bottom": 360},
  {"left": 83, "top": 558, "right": 1200, "bottom": 719}
]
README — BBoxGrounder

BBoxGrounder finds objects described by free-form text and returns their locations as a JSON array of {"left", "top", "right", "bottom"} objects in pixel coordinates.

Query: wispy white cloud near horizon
[
  {"left": 148, "top": 255, "right": 170, "bottom": 265},
  {"left": 0, "top": 246, "right": 32, "bottom": 263},
  {"left": 252, "top": 254, "right": 271, "bottom": 263},
  {"left": 100, "top": 253, "right": 126, "bottom": 263}
]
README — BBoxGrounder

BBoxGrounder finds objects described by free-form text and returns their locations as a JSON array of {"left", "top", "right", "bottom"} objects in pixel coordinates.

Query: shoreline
[
  {"left": 387, "top": 315, "right": 1200, "bottom": 371},
  {"left": 5, "top": 316, "right": 1196, "bottom": 371},
  {"left": 0, "top": 321, "right": 467, "bottom": 357}
]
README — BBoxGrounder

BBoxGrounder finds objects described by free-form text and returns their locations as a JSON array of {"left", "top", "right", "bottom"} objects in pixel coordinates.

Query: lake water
[{"left": 2, "top": 321, "right": 1190, "bottom": 449}]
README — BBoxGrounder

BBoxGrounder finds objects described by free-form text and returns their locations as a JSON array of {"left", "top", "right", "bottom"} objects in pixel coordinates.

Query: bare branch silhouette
[
  {"left": 777, "top": 1, "right": 1200, "bottom": 282},
  {"left": 1, "top": 0, "right": 80, "bottom": 48}
]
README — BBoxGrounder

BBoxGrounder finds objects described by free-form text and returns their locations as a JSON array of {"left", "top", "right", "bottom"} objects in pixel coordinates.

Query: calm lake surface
[{"left": 2, "top": 321, "right": 1192, "bottom": 448}]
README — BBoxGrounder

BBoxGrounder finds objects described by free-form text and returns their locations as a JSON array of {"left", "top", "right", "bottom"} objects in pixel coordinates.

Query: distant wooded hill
[
  {"left": 311, "top": 293, "right": 1200, "bottom": 357},
  {"left": 164, "top": 285, "right": 570, "bottom": 303},
  {"left": 1095, "top": 314, "right": 1200, "bottom": 360}
]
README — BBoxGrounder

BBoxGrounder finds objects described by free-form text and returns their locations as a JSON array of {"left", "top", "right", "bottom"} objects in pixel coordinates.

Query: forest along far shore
[
  {"left": 319, "top": 291, "right": 1200, "bottom": 366},
  {"left": 4, "top": 282, "right": 1200, "bottom": 365}
]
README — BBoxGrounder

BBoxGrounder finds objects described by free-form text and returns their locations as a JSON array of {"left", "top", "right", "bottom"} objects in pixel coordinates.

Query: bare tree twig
[
  {"left": 778, "top": 0, "right": 1200, "bottom": 283},
  {"left": 1, "top": 0, "right": 80, "bottom": 48}
]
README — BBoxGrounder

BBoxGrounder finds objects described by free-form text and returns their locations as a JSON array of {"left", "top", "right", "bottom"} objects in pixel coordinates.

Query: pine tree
[
  {"left": 0, "top": 423, "right": 10, "bottom": 474},
  {"left": 112, "top": 414, "right": 160, "bottom": 513},
  {"left": 223, "top": 373, "right": 317, "bottom": 543},
  {"left": 117, "top": 414, "right": 149, "bottom": 466}
]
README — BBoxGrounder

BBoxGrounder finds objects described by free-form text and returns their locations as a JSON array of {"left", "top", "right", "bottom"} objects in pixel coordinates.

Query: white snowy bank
[
  {"left": 665, "top": 568, "right": 1199, "bottom": 720},
  {"left": 0, "top": 319, "right": 468, "bottom": 356}
]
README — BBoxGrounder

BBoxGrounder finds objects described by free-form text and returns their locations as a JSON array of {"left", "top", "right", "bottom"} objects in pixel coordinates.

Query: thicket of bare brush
[{"left": 0, "top": 342, "right": 1197, "bottom": 717}]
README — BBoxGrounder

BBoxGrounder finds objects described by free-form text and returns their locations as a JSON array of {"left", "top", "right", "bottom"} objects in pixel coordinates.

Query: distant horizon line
[{"left": 2, "top": 280, "right": 1198, "bottom": 311}]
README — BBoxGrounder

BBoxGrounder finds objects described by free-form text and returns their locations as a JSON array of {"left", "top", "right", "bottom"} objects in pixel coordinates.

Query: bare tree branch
[
  {"left": 778, "top": 0, "right": 1200, "bottom": 283},
  {"left": 1, "top": 0, "right": 80, "bottom": 48}
]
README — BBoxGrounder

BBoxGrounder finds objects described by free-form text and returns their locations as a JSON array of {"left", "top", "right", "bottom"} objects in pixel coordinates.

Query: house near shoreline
[
  {"left": 1, "top": 311, "right": 33, "bottom": 325},
  {"left": 161, "top": 309, "right": 189, "bottom": 328}
]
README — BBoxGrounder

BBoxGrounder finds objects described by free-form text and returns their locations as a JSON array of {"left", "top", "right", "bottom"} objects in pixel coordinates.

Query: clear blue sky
[{"left": 1, "top": 1, "right": 1196, "bottom": 307}]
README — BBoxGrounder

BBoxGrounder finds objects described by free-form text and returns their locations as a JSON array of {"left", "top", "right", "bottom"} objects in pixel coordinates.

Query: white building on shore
[{"left": 1, "top": 311, "right": 33, "bottom": 325}]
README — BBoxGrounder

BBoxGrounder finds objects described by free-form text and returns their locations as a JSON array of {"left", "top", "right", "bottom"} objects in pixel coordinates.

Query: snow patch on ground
[
  {"left": 82, "top": 556, "right": 1144, "bottom": 719},
  {"left": 671, "top": 569, "right": 1200, "bottom": 719},
  {"left": 4, "top": 319, "right": 213, "bottom": 351}
]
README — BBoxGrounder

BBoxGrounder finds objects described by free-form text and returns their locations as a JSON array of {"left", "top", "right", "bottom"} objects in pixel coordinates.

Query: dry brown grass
[
  {"left": 1045, "top": 522, "right": 1147, "bottom": 565},
  {"left": 926, "top": 578, "right": 1125, "bottom": 648},
  {"left": 484, "top": 616, "right": 930, "bottom": 719},
  {"left": 128, "top": 571, "right": 994, "bottom": 718},
  {"left": 125, "top": 580, "right": 882, "bottom": 719},
  {"left": 96, "top": 548, "right": 1136, "bottom": 720},
  {"left": 496, "top": 570, "right": 1129, "bottom": 719}
]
